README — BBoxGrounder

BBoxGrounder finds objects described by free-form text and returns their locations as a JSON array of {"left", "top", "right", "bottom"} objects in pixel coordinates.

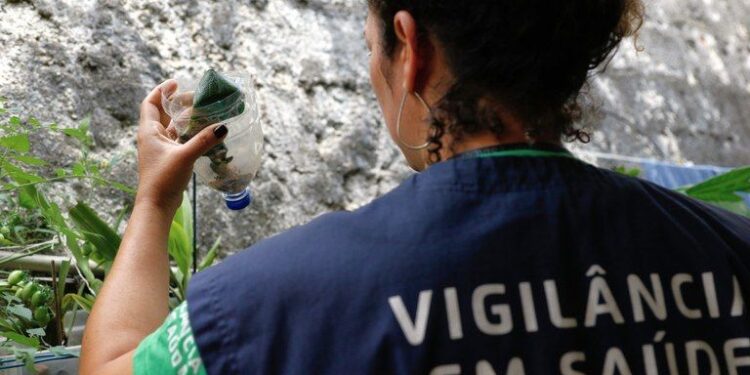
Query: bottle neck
[{"left": 223, "top": 188, "right": 252, "bottom": 211}]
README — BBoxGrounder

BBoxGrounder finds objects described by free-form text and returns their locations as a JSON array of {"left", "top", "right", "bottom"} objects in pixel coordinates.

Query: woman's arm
[{"left": 80, "top": 81, "right": 228, "bottom": 375}]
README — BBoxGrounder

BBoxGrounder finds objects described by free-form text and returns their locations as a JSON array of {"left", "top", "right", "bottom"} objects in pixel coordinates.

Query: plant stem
[
  {"left": 0, "top": 241, "right": 56, "bottom": 266},
  {"left": 50, "top": 260, "right": 64, "bottom": 346},
  {"left": 192, "top": 173, "right": 197, "bottom": 275},
  {"left": 0, "top": 239, "right": 57, "bottom": 252},
  {"left": 0, "top": 175, "right": 134, "bottom": 194}
]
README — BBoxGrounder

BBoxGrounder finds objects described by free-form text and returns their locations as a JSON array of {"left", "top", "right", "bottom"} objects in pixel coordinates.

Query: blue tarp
[
  {"left": 641, "top": 160, "right": 730, "bottom": 189},
  {"left": 640, "top": 160, "right": 750, "bottom": 208}
]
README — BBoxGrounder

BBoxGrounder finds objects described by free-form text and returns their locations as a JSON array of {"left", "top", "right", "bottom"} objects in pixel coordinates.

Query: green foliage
[
  {"left": 69, "top": 202, "right": 120, "bottom": 269},
  {"left": 0, "top": 105, "right": 123, "bottom": 307},
  {"left": 0, "top": 101, "right": 221, "bottom": 368},
  {"left": 0, "top": 104, "right": 130, "bottom": 262},
  {"left": 60, "top": 117, "right": 92, "bottom": 148},
  {"left": 199, "top": 237, "right": 221, "bottom": 272},
  {"left": 682, "top": 167, "right": 750, "bottom": 203},
  {"left": 613, "top": 165, "right": 642, "bottom": 178},
  {"left": 169, "top": 198, "right": 194, "bottom": 286},
  {"left": 62, "top": 294, "right": 94, "bottom": 313},
  {"left": 679, "top": 167, "right": 750, "bottom": 217},
  {"left": 168, "top": 194, "right": 221, "bottom": 306},
  {"left": 0, "top": 193, "right": 53, "bottom": 250},
  {"left": 614, "top": 165, "right": 750, "bottom": 217},
  {"left": 0, "top": 271, "right": 58, "bottom": 371},
  {"left": 0, "top": 135, "right": 30, "bottom": 153}
]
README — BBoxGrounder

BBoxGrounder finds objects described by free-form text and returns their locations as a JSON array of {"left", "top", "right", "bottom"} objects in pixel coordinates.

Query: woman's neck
[{"left": 438, "top": 130, "right": 562, "bottom": 161}]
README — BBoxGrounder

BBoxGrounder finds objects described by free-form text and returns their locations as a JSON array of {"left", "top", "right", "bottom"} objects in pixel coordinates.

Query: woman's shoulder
[{"left": 191, "top": 178, "right": 418, "bottom": 278}]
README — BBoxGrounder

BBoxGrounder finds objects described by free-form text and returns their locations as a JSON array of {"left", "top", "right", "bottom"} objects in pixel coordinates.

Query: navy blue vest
[{"left": 187, "top": 154, "right": 750, "bottom": 374}]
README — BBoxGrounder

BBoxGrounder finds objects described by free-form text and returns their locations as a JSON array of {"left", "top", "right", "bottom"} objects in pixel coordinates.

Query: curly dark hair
[{"left": 367, "top": 0, "right": 644, "bottom": 162}]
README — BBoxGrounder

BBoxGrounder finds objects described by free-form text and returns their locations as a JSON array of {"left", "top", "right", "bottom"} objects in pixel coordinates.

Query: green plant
[
  {"left": 168, "top": 195, "right": 221, "bottom": 307},
  {"left": 613, "top": 165, "right": 642, "bottom": 178},
  {"left": 60, "top": 195, "right": 221, "bottom": 311},
  {"left": 678, "top": 166, "right": 750, "bottom": 217},
  {"left": 0, "top": 99, "right": 221, "bottom": 368},
  {"left": 0, "top": 98, "right": 131, "bottom": 261},
  {"left": 613, "top": 165, "right": 750, "bottom": 217},
  {"left": 0, "top": 269, "right": 70, "bottom": 373},
  {"left": 0, "top": 192, "right": 54, "bottom": 248}
]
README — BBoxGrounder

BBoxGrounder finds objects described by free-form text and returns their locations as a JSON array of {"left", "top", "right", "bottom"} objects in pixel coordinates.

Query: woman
[{"left": 81, "top": 1, "right": 750, "bottom": 374}]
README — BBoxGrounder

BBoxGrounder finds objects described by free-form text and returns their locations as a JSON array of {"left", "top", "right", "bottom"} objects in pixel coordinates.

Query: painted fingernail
[{"left": 213, "top": 125, "right": 228, "bottom": 139}]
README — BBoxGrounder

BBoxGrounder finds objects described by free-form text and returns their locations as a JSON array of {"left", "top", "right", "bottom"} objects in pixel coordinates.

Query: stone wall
[
  {"left": 576, "top": 0, "right": 750, "bottom": 167},
  {"left": 0, "top": 0, "right": 748, "bottom": 253}
]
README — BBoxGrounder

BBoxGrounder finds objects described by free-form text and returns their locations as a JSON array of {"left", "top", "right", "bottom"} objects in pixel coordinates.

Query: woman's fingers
[
  {"left": 166, "top": 121, "right": 179, "bottom": 141},
  {"left": 165, "top": 106, "right": 195, "bottom": 142},
  {"left": 138, "top": 81, "right": 230, "bottom": 166},
  {"left": 179, "top": 124, "right": 229, "bottom": 163},
  {"left": 140, "top": 80, "right": 177, "bottom": 130},
  {"left": 172, "top": 91, "right": 194, "bottom": 108}
]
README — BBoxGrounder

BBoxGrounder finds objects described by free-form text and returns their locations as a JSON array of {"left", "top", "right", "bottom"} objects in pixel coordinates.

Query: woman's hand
[
  {"left": 81, "top": 80, "right": 229, "bottom": 375},
  {"left": 135, "top": 80, "right": 228, "bottom": 213}
]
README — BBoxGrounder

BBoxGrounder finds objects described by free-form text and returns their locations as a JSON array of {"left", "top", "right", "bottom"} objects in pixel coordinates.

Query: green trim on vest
[{"left": 474, "top": 149, "right": 576, "bottom": 160}]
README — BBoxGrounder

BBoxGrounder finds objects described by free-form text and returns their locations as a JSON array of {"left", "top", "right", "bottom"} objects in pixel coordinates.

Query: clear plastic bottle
[{"left": 162, "top": 71, "right": 263, "bottom": 210}]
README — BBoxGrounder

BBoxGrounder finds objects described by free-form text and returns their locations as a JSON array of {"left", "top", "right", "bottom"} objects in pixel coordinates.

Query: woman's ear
[{"left": 392, "top": 11, "right": 420, "bottom": 93}]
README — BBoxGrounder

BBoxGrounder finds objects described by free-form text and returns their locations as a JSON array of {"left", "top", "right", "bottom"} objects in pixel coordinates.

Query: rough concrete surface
[{"left": 0, "top": 0, "right": 748, "bottom": 254}]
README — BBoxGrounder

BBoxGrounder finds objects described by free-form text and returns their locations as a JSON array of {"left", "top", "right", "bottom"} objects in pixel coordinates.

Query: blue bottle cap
[{"left": 224, "top": 189, "right": 252, "bottom": 211}]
